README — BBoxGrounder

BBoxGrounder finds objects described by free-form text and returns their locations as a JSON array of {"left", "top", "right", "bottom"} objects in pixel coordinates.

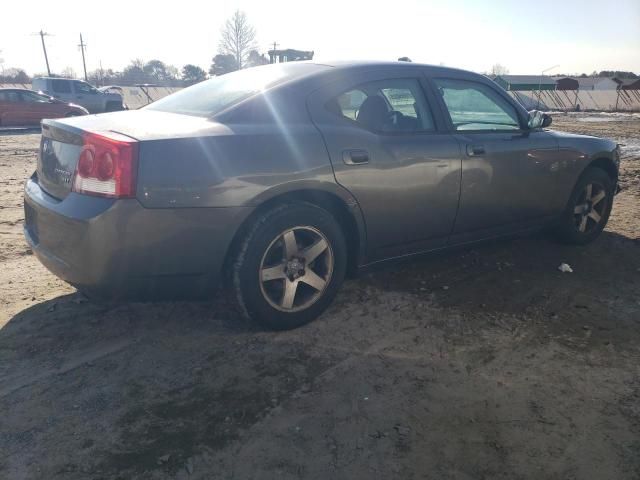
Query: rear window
[{"left": 146, "top": 63, "right": 327, "bottom": 117}]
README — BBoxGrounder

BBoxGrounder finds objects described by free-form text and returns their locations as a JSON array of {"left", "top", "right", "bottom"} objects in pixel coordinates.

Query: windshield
[{"left": 145, "top": 63, "right": 328, "bottom": 117}]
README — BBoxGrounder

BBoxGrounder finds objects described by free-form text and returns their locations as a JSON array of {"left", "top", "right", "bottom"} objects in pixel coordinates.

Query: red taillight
[{"left": 72, "top": 131, "right": 138, "bottom": 198}]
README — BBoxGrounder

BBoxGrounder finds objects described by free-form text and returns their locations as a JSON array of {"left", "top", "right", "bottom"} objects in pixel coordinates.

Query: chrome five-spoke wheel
[{"left": 259, "top": 226, "right": 334, "bottom": 312}]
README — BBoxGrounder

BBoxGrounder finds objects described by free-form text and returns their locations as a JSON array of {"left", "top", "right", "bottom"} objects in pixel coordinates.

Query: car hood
[
  {"left": 67, "top": 102, "right": 89, "bottom": 112},
  {"left": 46, "top": 109, "right": 232, "bottom": 141},
  {"left": 547, "top": 129, "right": 613, "bottom": 143},
  {"left": 103, "top": 92, "right": 123, "bottom": 101}
]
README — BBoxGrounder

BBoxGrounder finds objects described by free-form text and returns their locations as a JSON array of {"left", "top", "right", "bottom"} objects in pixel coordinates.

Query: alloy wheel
[
  {"left": 573, "top": 182, "right": 608, "bottom": 234},
  {"left": 259, "top": 226, "right": 334, "bottom": 312}
]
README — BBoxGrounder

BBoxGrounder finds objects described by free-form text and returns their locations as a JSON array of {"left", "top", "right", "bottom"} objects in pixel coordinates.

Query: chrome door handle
[{"left": 343, "top": 149, "right": 369, "bottom": 165}]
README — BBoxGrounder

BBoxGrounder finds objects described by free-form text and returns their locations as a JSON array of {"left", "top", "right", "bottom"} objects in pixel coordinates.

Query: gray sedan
[{"left": 24, "top": 61, "right": 619, "bottom": 329}]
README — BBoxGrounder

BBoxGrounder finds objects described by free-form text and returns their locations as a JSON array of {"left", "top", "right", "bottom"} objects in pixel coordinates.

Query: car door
[
  {"left": 430, "top": 77, "right": 562, "bottom": 243},
  {"left": 308, "top": 70, "right": 462, "bottom": 261},
  {"left": 50, "top": 79, "right": 74, "bottom": 104},
  {"left": 18, "top": 91, "right": 58, "bottom": 124},
  {"left": 0, "top": 91, "right": 22, "bottom": 126},
  {"left": 72, "top": 81, "right": 101, "bottom": 113}
]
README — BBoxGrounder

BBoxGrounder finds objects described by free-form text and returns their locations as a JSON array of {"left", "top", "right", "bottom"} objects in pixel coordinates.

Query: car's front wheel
[
  {"left": 556, "top": 167, "right": 614, "bottom": 244},
  {"left": 230, "top": 203, "right": 347, "bottom": 330}
]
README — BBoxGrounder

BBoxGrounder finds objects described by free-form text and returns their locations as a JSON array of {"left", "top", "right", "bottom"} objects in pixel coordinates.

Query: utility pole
[
  {"left": 78, "top": 33, "right": 88, "bottom": 81},
  {"left": 36, "top": 30, "right": 52, "bottom": 76},
  {"left": 269, "top": 41, "right": 279, "bottom": 64}
]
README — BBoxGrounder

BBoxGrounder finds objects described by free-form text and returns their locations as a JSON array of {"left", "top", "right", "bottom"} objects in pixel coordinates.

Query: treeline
[{"left": 0, "top": 60, "right": 209, "bottom": 87}]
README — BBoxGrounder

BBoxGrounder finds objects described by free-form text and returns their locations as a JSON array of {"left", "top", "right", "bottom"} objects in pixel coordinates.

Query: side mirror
[{"left": 528, "top": 110, "right": 552, "bottom": 129}]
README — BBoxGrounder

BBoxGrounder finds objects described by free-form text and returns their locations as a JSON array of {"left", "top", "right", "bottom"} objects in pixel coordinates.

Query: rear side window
[
  {"left": 0, "top": 91, "right": 20, "bottom": 102},
  {"left": 434, "top": 79, "right": 520, "bottom": 131},
  {"left": 327, "top": 78, "right": 435, "bottom": 134},
  {"left": 51, "top": 80, "right": 72, "bottom": 94}
]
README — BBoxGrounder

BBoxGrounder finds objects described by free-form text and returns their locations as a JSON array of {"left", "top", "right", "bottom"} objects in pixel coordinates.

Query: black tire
[
  {"left": 555, "top": 167, "right": 614, "bottom": 244},
  {"left": 229, "top": 202, "right": 347, "bottom": 330}
]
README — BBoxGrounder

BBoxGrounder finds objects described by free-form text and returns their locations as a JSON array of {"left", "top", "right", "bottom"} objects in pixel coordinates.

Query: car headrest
[{"left": 356, "top": 95, "right": 388, "bottom": 131}]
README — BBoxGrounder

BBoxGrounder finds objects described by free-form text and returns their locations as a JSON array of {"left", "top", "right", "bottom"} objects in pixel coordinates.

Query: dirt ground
[{"left": 1, "top": 114, "right": 639, "bottom": 480}]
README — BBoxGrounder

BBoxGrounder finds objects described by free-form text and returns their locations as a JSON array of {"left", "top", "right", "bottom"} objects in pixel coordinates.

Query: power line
[{"left": 78, "top": 33, "right": 88, "bottom": 81}]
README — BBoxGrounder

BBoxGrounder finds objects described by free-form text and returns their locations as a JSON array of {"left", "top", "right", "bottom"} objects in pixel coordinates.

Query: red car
[{"left": 0, "top": 88, "right": 88, "bottom": 127}]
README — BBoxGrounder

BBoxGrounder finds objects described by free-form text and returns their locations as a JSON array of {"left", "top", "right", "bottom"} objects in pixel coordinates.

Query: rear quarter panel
[
  {"left": 136, "top": 88, "right": 341, "bottom": 209},
  {"left": 137, "top": 122, "right": 337, "bottom": 208}
]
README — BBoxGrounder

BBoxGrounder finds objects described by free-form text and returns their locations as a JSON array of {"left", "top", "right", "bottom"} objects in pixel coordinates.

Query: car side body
[
  {"left": 24, "top": 61, "right": 619, "bottom": 307},
  {"left": 0, "top": 89, "right": 88, "bottom": 126}
]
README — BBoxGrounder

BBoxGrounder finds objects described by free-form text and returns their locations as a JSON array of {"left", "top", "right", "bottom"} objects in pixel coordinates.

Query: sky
[{"left": 1, "top": 0, "right": 639, "bottom": 77}]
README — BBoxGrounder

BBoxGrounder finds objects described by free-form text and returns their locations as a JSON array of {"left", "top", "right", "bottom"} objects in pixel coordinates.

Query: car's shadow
[
  {"left": 1, "top": 230, "right": 638, "bottom": 477},
  {"left": 0, "top": 127, "right": 41, "bottom": 136}
]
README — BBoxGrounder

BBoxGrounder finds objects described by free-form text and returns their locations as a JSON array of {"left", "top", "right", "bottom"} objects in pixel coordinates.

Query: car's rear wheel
[
  {"left": 229, "top": 203, "right": 347, "bottom": 330},
  {"left": 555, "top": 167, "right": 614, "bottom": 244},
  {"left": 65, "top": 112, "right": 81, "bottom": 117}
]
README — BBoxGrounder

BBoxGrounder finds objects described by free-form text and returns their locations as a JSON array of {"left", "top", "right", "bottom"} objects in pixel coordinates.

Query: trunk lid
[
  {"left": 37, "top": 110, "right": 225, "bottom": 199},
  {"left": 49, "top": 110, "right": 224, "bottom": 141},
  {"left": 37, "top": 122, "right": 84, "bottom": 200}
]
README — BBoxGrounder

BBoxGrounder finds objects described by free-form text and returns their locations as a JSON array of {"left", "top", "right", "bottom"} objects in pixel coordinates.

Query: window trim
[
  {"left": 429, "top": 77, "right": 527, "bottom": 134},
  {"left": 324, "top": 77, "right": 439, "bottom": 137}
]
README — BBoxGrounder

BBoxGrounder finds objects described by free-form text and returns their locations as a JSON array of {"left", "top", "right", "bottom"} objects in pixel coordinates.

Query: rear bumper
[{"left": 24, "top": 176, "right": 253, "bottom": 300}]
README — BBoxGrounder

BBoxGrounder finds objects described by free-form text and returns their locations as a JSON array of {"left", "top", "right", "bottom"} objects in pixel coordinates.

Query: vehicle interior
[{"left": 326, "top": 80, "right": 434, "bottom": 133}]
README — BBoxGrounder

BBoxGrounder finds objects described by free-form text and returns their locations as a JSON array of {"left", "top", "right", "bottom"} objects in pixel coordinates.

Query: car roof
[{"left": 304, "top": 60, "right": 484, "bottom": 77}]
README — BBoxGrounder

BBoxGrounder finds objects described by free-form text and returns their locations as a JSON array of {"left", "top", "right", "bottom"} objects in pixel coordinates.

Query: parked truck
[{"left": 31, "top": 78, "right": 124, "bottom": 114}]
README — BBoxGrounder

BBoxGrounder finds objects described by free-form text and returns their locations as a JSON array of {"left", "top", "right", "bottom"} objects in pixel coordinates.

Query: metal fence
[
  {"left": 3, "top": 83, "right": 639, "bottom": 112},
  {"left": 508, "top": 90, "right": 640, "bottom": 112}
]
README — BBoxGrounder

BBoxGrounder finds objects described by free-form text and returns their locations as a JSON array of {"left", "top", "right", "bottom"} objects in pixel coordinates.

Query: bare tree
[
  {"left": 218, "top": 10, "right": 257, "bottom": 70},
  {"left": 57, "top": 67, "right": 77, "bottom": 79},
  {"left": 491, "top": 63, "right": 509, "bottom": 76}
]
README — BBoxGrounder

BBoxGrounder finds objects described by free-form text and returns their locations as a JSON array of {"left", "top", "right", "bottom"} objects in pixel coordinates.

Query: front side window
[
  {"left": 73, "top": 81, "right": 98, "bottom": 94},
  {"left": 20, "top": 91, "right": 49, "bottom": 103},
  {"left": 327, "top": 78, "right": 435, "bottom": 134},
  {"left": 434, "top": 79, "right": 520, "bottom": 131},
  {"left": 51, "top": 80, "right": 72, "bottom": 94}
]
